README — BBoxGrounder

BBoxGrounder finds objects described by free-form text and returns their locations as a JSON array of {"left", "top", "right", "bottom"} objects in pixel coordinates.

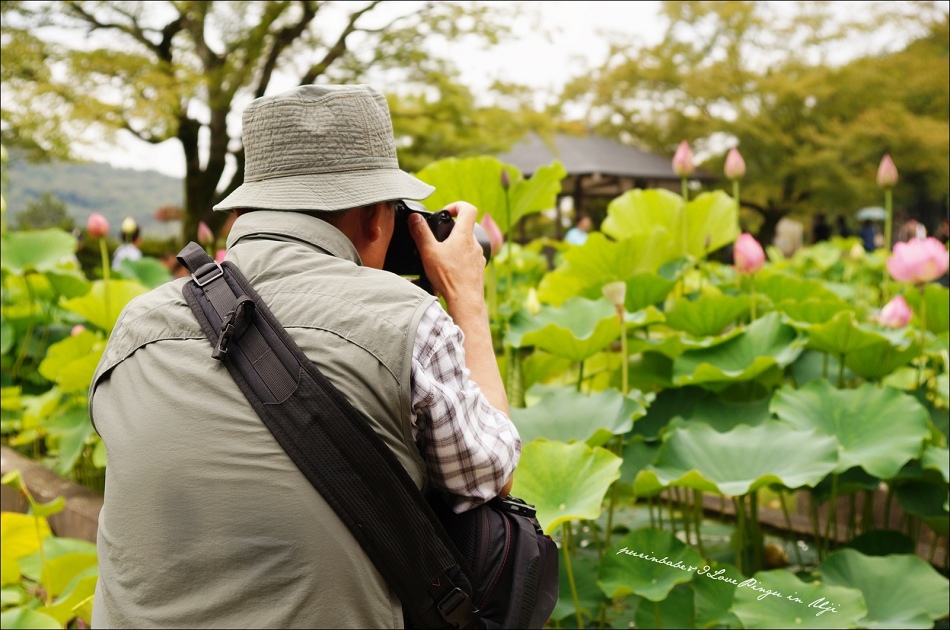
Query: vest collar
[{"left": 225, "top": 210, "right": 362, "bottom": 265}]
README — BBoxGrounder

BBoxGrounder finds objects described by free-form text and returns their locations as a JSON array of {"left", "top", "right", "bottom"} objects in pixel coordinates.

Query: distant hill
[{"left": 3, "top": 154, "right": 184, "bottom": 239}]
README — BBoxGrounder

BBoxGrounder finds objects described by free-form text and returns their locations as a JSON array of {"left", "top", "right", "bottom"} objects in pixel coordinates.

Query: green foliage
[{"left": 13, "top": 193, "right": 72, "bottom": 232}]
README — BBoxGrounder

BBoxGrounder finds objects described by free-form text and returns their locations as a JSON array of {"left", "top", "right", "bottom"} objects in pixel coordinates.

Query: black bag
[{"left": 177, "top": 243, "right": 558, "bottom": 629}]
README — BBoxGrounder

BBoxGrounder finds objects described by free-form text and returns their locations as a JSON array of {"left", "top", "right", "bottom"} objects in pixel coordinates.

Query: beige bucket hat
[{"left": 213, "top": 84, "right": 434, "bottom": 213}]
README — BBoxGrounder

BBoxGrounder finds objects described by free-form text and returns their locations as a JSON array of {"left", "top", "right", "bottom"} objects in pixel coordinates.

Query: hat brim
[{"left": 213, "top": 168, "right": 435, "bottom": 213}]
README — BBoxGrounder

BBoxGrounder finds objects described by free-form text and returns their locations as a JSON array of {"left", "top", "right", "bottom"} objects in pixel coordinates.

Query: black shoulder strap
[{"left": 176, "top": 242, "right": 479, "bottom": 629}]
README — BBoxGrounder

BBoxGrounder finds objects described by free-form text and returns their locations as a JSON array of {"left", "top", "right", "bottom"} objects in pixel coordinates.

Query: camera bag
[{"left": 176, "top": 242, "right": 558, "bottom": 629}]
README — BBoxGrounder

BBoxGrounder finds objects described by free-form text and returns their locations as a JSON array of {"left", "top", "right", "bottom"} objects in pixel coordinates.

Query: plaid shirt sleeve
[{"left": 410, "top": 301, "right": 521, "bottom": 513}]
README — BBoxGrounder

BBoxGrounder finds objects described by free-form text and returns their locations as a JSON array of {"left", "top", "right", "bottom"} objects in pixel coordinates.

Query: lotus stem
[
  {"left": 576, "top": 359, "right": 585, "bottom": 393},
  {"left": 823, "top": 474, "right": 840, "bottom": 553},
  {"left": 750, "top": 491, "right": 763, "bottom": 573},
  {"left": 779, "top": 489, "right": 805, "bottom": 567},
  {"left": 694, "top": 489, "right": 705, "bottom": 557},
  {"left": 562, "top": 523, "right": 583, "bottom": 629},
  {"left": 11, "top": 275, "right": 37, "bottom": 379},
  {"left": 733, "top": 496, "right": 746, "bottom": 573},
  {"left": 655, "top": 601, "right": 662, "bottom": 628},
  {"left": 884, "top": 187, "right": 893, "bottom": 252},
  {"left": 917, "top": 284, "right": 927, "bottom": 390},
  {"left": 837, "top": 353, "right": 846, "bottom": 388},
  {"left": 862, "top": 490, "right": 874, "bottom": 533}
]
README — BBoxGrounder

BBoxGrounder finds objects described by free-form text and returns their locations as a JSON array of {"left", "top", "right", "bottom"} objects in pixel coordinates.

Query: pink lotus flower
[
  {"left": 672, "top": 140, "right": 695, "bottom": 177},
  {"left": 877, "top": 154, "right": 898, "bottom": 188},
  {"left": 71, "top": 324, "right": 86, "bottom": 336},
  {"left": 479, "top": 214, "right": 505, "bottom": 256},
  {"left": 734, "top": 233, "right": 766, "bottom": 274},
  {"left": 86, "top": 213, "right": 110, "bottom": 239},
  {"left": 215, "top": 249, "right": 227, "bottom": 263},
  {"left": 724, "top": 147, "right": 746, "bottom": 180},
  {"left": 197, "top": 221, "right": 214, "bottom": 246},
  {"left": 886, "top": 237, "right": 949, "bottom": 284},
  {"left": 500, "top": 169, "right": 510, "bottom": 190},
  {"left": 877, "top": 295, "right": 912, "bottom": 328}
]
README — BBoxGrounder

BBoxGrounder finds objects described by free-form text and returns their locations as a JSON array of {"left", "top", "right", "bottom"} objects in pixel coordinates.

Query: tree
[
  {"left": 558, "top": 0, "right": 949, "bottom": 245},
  {"left": 13, "top": 191, "right": 74, "bottom": 231},
  {"left": 1, "top": 1, "right": 528, "bottom": 240}
]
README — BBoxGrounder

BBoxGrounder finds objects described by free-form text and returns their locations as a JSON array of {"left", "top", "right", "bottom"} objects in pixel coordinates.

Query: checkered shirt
[{"left": 410, "top": 302, "right": 521, "bottom": 512}]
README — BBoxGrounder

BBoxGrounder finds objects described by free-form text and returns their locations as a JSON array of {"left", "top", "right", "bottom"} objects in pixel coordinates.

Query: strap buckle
[
  {"left": 437, "top": 587, "right": 479, "bottom": 629},
  {"left": 192, "top": 261, "right": 224, "bottom": 287},
  {"left": 212, "top": 295, "right": 255, "bottom": 360}
]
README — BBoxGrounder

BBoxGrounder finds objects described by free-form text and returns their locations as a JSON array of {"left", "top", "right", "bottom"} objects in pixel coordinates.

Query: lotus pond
[{"left": 1, "top": 155, "right": 948, "bottom": 628}]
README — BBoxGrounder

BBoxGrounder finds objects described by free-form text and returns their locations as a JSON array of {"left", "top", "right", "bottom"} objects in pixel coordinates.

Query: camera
[{"left": 383, "top": 199, "right": 492, "bottom": 294}]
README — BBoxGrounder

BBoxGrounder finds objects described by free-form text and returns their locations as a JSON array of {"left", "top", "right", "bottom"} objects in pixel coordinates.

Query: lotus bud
[
  {"left": 71, "top": 324, "right": 86, "bottom": 336},
  {"left": 876, "top": 295, "right": 912, "bottom": 328},
  {"left": 500, "top": 169, "right": 510, "bottom": 190},
  {"left": 672, "top": 140, "right": 695, "bottom": 178},
  {"left": 197, "top": 221, "right": 214, "bottom": 246},
  {"left": 724, "top": 147, "right": 746, "bottom": 180},
  {"left": 479, "top": 214, "right": 505, "bottom": 256},
  {"left": 602, "top": 281, "right": 626, "bottom": 309},
  {"left": 848, "top": 242, "right": 865, "bottom": 261},
  {"left": 526, "top": 288, "right": 541, "bottom": 316},
  {"left": 734, "top": 233, "right": 766, "bottom": 274},
  {"left": 877, "top": 154, "right": 898, "bottom": 189},
  {"left": 886, "top": 237, "right": 950, "bottom": 284},
  {"left": 87, "top": 213, "right": 110, "bottom": 239},
  {"left": 215, "top": 249, "right": 227, "bottom": 263},
  {"left": 121, "top": 216, "right": 138, "bottom": 236}
]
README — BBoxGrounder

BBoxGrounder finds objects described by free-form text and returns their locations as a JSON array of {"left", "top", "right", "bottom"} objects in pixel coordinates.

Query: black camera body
[{"left": 383, "top": 199, "right": 491, "bottom": 293}]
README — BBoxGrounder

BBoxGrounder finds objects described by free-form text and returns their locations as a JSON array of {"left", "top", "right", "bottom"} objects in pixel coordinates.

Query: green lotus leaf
[
  {"left": 778, "top": 299, "right": 856, "bottom": 325},
  {"left": 512, "top": 441, "right": 622, "bottom": 532},
  {"left": 61, "top": 279, "right": 148, "bottom": 332},
  {"left": 44, "top": 269, "right": 91, "bottom": 299},
  {"left": 905, "top": 284, "right": 950, "bottom": 334},
  {"left": 506, "top": 296, "right": 621, "bottom": 361},
  {"left": 537, "top": 230, "right": 681, "bottom": 305},
  {"left": 691, "top": 562, "right": 743, "bottom": 628},
  {"left": 755, "top": 269, "right": 844, "bottom": 304},
  {"left": 601, "top": 188, "right": 738, "bottom": 259},
  {"left": 0, "top": 229, "right": 78, "bottom": 275},
  {"left": 617, "top": 438, "right": 661, "bottom": 489},
  {"left": 116, "top": 257, "right": 173, "bottom": 289},
  {"left": 511, "top": 386, "right": 646, "bottom": 447},
  {"left": 38, "top": 331, "right": 104, "bottom": 394},
  {"left": 627, "top": 352, "right": 675, "bottom": 393},
  {"left": 520, "top": 350, "right": 573, "bottom": 391},
  {"left": 769, "top": 380, "right": 930, "bottom": 479},
  {"left": 672, "top": 312, "right": 806, "bottom": 390},
  {"left": 664, "top": 293, "right": 750, "bottom": 338},
  {"left": 645, "top": 421, "right": 839, "bottom": 496},
  {"left": 843, "top": 530, "right": 916, "bottom": 557},
  {"left": 808, "top": 467, "right": 880, "bottom": 503},
  {"left": 414, "top": 156, "right": 565, "bottom": 232},
  {"left": 936, "top": 372, "right": 949, "bottom": 405},
  {"left": 677, "top": 393, "right": 773, "bottom": 433},
  {"left": 633, "top": 583, "right": 694, "bottom": 628},
  {"left": 620, "top": 272, "right": 678, "bottom": 313},
  {"left": 626, "top": 385, "right": 699, "bottom": 441},
  {"left": 0, "top": 316, "right": 13, "bottom": 355},
  {"left": 894, "top": 476, "right": 949, "bottom": 535},
  {"left": 817, "top": 549, "right": 950, "bottom": 628},
  {"left": 45, "top": 406, "right": 95, "bottom": 476},
  {"left": 922, "top": 445, "right": 949, "bottom": 483},
  {"left": 729, "top": 568, "right": 867, "bottom": 629},
  {"left": 37, "top": 574, "right": 97, "bottom": 625},
  {"left": 550, "top": 552, "right": 609, "bottom": 622},
  {"left": 598, "top": 527, "right": 702, "bottom": 601},
  {"left": 844, "top": 334, "right": 920, "bottom": 381},
  {"left": 0, "top": 608, "right": 62, "bottom": 629},
  {"left": 794, "top": 310, "right": 896, "bottom": 356}
]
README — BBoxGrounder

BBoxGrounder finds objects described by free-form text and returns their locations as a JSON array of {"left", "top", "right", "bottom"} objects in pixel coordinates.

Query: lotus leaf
[
  {"left": 905, "top": 284, "right": 950, "bottom": 334},
  {"left": 795, "top": 310, "right": 900, "bottom": 357},
  {"left": 0, "top": 316, "right": 13, "bottom": 355},
  {"left": 808, "top": 467, "right": 880, "bottom": 503},
  {"left": 511, "top": 440, "right": 622, "bottom": 532},
  {"left": 769, "top": 380, "right": 930, "bottom": 479},
  {"left": 414, "top": 156, "right": 566, "bottom": 231},
  {"left": 550, "top": 552, "right": 609, "bottom": 622},
  {"left": 506, "top": 296, "right": 621, "bottom": 361},
  {"left": 755, "top": 269, "right": 844, "bottom": 304},
  {"left": 844, "top": 333, "right": 920, "bottom": 381},
  {"left": 537, "top": 230, "right": 680, "bottom": 305},
  {"left": 0, "top": 512, "right": 51, "bottom": 560},
  {"left": 61, "top": 279, "right": 148, "bottom": 332},
  {"left": 664, "top": 293, "right": 750, "bottom": 338},
  {"left": 672, "top": 312, "right": 805, "bottom": 390},
  {"left": 44, "top": 269, "right": 91, "bottom": 299},
  {"left": 622, "top": 273, "right": 678, "bottom": 313},
  {"left": 626, "top": 384, "right": 699, "bottom": 441},
  {"left": 0, "top": 229, "right": 78, "bottom": 275},
  {"left": 520, "top": 350, "right": 573, "bottom": 390},
  {"left": 116, "top": 257, "right": 173, "bottom": 289},
  {"left": 894, "top": 477, "right": 949, "bottom": 535},
  {"left": 44, "top": 406, "right": 94, "bottom": 475},
  {"left": 617, "top": 438, "right": 661, "bottom": 489},
  {"left": 936, "top": 372, "right": 949, "bottom": 406},
  {"left": 778, "top": 299, "right": 856, "bottom": 325},
  {"left": 644, "top": 422, "right": 839, "bottom": 496},
  {"left": 510, "top": 386, "right": 646, "bottom": 447},
  {"left": 817, "top": 549, "right": 950, "bottom": 628},
  {"left": 598, "top": 527, "right": 702, "bottom": 601},
  {"left": 678, "top": 393, "right": 773, "bottom": 433},
  {"left": 0, "top": 608, "right": 61, "bottom": 629},
  {"left": 38, "top": 331, "right": 104, "bottom": 394},
  {"left": 36, "top": 573, "right": 97, "bottom": 625},
  {"left": 601, "top": 188, "right": 738, "bottom": 259},
  {"left": 921, "top": 445, "right": 949, "bottom": 482},
  {"left": 690, "top": 562, "right": 743, "bottom": 628},
  {"left": 632, "top": 583, "right": 694, "bottom": 628},
  {"left": 729, "top": 567, "right": 867, "bottom": 628}
]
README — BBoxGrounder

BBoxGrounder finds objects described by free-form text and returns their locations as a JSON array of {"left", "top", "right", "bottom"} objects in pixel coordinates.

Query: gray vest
[{"left": 90, "top": 212, "right": 436, "bottom": 628}]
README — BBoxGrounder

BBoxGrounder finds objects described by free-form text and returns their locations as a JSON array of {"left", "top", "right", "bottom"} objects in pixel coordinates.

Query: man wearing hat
[{"left": 89, "top": 84, "right": 520, "bottom": 628}]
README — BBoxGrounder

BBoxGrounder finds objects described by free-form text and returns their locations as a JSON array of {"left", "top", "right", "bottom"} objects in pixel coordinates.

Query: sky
[{"left": 75, "top": 1, "right": 665, "bottom": 179}]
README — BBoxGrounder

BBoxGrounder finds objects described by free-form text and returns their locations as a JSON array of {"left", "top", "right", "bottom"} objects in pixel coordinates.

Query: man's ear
[{"left": 361, "top": 202, "right": 392, "bottom": 243}]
